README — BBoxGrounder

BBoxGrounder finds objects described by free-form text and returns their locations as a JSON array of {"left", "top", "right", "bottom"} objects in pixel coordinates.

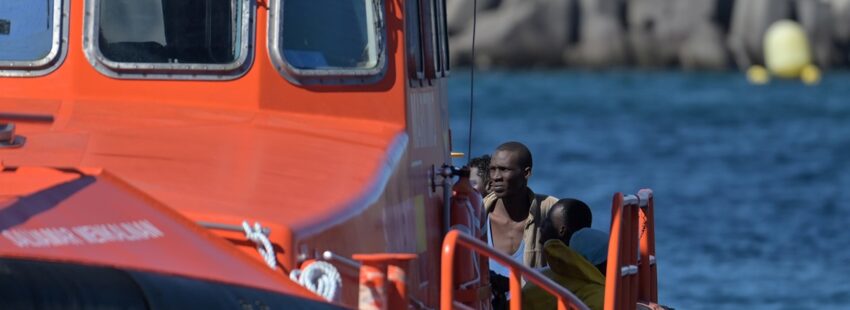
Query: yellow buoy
[
  {"left": 764, "top": 20, "right": 812, "bottom": 79},
  {"left": 747, "top": 65, "right": 770, "bottom": 85},
  {"left": 800, "top": 64, "right": 821, "bottom": 85}
]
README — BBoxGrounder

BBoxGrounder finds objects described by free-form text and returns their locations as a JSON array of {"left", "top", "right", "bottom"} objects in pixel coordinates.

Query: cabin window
[
  {"left": 85, "top": 0, "right": 253, "bottom": 79},
  {"left": 268, "top": 0, "right": 386, "bottom": 85},
  {"left": 434, "top": 0, "right": 449, "bottom": 77},
  {"left": 0, "top": 0, "right": 67, "bottom": 77},
  {"left": 419, "top": 0, "right": 437, "bottom": 80},
  {"left": 407, "top": 0, "right": 448, "bottom": 86},
  {"left": 406, "top": 0, "right": 424, "bottom": 83}
]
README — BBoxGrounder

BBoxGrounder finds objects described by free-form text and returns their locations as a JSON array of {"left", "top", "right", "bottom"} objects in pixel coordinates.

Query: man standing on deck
[{"left": 484, "top": 141, "right": 558, "bottom": 308}]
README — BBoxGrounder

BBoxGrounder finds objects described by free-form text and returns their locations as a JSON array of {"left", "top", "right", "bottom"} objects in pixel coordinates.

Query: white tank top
[{"left": 486, "top": 215, "right": 525, "bottom": 277}]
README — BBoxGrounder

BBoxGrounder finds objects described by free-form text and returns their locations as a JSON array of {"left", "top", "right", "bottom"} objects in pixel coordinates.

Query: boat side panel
[{"left": 1, "top": 0, "right": 447, "bottom": 307}]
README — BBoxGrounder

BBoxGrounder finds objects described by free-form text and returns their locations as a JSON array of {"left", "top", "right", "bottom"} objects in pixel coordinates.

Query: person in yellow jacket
[{"left": 522, "top": 199, "right": 608, "bottom": 310}]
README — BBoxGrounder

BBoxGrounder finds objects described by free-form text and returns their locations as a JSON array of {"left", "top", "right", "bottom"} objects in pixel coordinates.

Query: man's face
[
  {"left": 469, "top": 167, "right": 487, "bottom": 195},
  {"left": 488, "top": 150, "right": 528, "bottom": 198}
]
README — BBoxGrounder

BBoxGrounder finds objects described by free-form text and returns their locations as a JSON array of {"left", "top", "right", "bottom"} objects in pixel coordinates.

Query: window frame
[
  {"left": 406, "top": 0, "right": 425, "bottom": 84},
  {"left": 407, "top": 0, "right": 449, "bottom": 87},
  {"left": 0, "top": 0, "right": 69, "bottom": 77},
  {"left": 434, "top": 0, "right": 449, "bottom": 77},
  {"left": 83, "top": 0, "right": 255, "bottom": 80},
  {"left": 267, "top": 0, "right": 388, "bottom": 86},
  {"left": 418, "top": 0, "right": 437, "bottom": 80}
]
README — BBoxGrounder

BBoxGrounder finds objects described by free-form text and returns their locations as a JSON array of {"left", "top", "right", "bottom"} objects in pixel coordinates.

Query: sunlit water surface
[{"left": 449, "top": 70, "right": 850, "bottom": 309}]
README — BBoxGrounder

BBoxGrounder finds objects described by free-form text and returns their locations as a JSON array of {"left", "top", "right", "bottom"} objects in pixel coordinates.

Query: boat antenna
[{"left": 466, "top": 0, "right": 478, "bottom": 165}]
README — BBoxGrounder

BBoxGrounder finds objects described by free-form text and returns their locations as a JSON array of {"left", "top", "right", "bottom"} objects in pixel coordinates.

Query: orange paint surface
[
  {"left": 1, "top": 0, "right": 451, "bottom": 306},
  {"left": 0, "top": 169, "right": 322, "bottom": 301}
]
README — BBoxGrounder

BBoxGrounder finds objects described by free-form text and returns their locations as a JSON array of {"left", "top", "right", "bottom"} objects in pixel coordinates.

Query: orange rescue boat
[{"left": 0, "top": 0, "right": 661, "bottom": 309}]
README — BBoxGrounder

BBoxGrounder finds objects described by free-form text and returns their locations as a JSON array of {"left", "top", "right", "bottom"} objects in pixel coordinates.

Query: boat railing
[
  {"left": 440, "top": 229, "right": 590, "bottom": 310},
  {"left": 636, "top": 189, "right": 658, "bottom": 303},
  {"left": 605, "top": 189, "right": 658, "bottom": 310}
]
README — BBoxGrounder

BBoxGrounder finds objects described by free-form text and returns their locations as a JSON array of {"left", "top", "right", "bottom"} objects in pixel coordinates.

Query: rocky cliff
[{"left": 448, "top": 0, "right": 850, "bottom": 69}]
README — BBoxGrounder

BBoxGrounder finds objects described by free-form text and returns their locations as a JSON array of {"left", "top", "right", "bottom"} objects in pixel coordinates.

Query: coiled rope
[{"left": 289, "top": 261, "right": 342, "bottom": 302}]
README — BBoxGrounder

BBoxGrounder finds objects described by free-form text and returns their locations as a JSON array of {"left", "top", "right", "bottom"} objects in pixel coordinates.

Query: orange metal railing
[
  {"left": 605, "top": 192, "right": 637, "bottom": 310},
  {"left": 440, "top": 230, "right": 590, "bottom": 310},
  {"left": 605, "top": 189, "right": 658, "bottom": 310},
  {"left": 637, "top": 189, "right": 658, "bottom": 303}
]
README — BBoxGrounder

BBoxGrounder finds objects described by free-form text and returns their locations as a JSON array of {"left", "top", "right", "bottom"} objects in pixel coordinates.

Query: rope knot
[{"left": 242, "top": 221, "right": 276, "bottom": 269}]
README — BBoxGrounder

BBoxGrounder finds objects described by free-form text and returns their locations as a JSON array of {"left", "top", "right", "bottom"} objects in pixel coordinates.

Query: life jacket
[{"left": 521, "top": 239, "right": 605, "bottom": 310}]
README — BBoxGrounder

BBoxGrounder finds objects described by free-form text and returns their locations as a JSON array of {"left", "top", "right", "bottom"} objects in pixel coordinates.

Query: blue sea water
[{"left": 449, "top": 70, "right": 850, "bottom": 309}]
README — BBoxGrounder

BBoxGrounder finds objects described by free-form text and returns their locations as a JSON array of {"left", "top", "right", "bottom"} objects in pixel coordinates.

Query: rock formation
[{"left": 446, "top": 0, "right": 850, "bottom": 69}]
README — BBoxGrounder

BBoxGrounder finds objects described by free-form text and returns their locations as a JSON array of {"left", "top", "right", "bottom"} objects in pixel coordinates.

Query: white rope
[
  {"left": 289, "top": 261, "right": 342, "bottom": 302},
  {"left": 242, "top": 221, "right": 276, "bottom": 269}
]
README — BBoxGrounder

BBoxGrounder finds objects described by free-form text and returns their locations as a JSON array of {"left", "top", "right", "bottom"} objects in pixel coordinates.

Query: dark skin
[
  {"left": 488, "top": 149, "right": 532, "bottom": 256},
  {"left": 540, "top": 204, "right": 567, "bottom": 245},
  {"left": 541, "top": 201, "right": 607, "bottom": 275},
  {"left": 540, "top": 201, "right": 590, "bottom": 246},
  {"left": 469, "top": 166, "right": 490, "bottom": 195}
]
